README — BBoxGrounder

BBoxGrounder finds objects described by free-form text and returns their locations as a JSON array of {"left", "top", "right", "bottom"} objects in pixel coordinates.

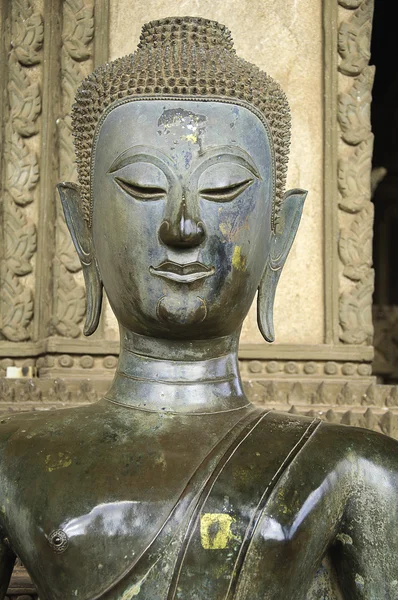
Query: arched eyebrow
[
  {"left": 107, "top": 145, "right": 175, "bottom": 182},
  {"left": 193, "top": 145, "right": 262, "bottom": 180}
]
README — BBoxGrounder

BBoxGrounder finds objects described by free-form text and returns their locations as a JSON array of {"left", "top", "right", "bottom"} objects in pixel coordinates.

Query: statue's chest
[{"left": 6, "top": 443, "right": 204, "bottom": 600}]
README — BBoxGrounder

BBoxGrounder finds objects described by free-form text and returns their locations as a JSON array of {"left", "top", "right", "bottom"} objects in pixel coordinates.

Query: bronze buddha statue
[{"left": 0, "top": 16, "right": 397, "bottom": 600}]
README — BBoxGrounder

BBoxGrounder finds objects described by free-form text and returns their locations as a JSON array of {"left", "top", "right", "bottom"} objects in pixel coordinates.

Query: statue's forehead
[{"left": 95, "top": 99, "right": 272, "bottom": 161}]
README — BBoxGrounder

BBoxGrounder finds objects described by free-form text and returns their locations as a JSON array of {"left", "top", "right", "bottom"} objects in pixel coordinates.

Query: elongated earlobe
[
  {"left": 57, "top": 183, "right": 103, "bottom": 336},
  {"left": 257, "top": 189, "right": 307, "bottom": 342}
]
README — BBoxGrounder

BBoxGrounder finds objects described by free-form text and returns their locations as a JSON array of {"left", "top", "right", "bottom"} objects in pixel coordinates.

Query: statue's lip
[{"left": 149, "top": 261, "right": 215, "bottom": 283}]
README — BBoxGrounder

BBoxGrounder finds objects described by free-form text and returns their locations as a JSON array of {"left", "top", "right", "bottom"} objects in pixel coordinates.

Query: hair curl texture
[{"left": 72, "top": 16, "right": 291, "bottom": 229}]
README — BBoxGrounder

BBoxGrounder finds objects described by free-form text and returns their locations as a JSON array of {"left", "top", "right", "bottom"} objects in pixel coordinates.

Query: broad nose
[{"left": 159, "top": 195, "right": 206, "bottom": 248}]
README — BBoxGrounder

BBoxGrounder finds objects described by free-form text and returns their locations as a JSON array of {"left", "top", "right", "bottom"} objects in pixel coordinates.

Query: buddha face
[{"left": 91, "top": 99, "right": 274, "bottom": 339}]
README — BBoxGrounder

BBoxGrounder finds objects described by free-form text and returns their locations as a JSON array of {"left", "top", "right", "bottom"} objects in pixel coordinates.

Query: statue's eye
[
  {"left": 199, "top": 179, "right": 253, "bottom": 202},
  {"left": 115, "top": 177, "right": 167, "bottom": 200}
]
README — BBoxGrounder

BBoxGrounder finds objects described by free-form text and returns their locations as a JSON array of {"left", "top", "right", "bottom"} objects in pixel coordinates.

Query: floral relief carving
[
  {"left": 339, "top": 203, "right": 373, "bottom": 281},
  {"left": 338, "top": 66, "right": 374, "bottom": 145},
  {"left": 1, "top": 0, "right": 42, "bottom": 342},
  {"left": 337, "top": 0, "right": 375, "bottom": 347},
  {"left": 337, "top": 136, "right": 373, "bottom": 213},
  {"left": 5, "top": 129, "right": 39, "bottom": 206},
  {"left": 62, "top": 0, "right": 94, "bottom": 61},
  {"left": 58, "top": 117, "right": 78, "bottom": 182},
  {"left": 338, "top": 0, "right": 373, "bottom": 76},
  {"left": 339, "top": 270, "right": 374, "bottom": 344},
  {"left": 11, "top": 0, "right": 44, "bottom": 65},
  {"left": 8, "top": 55, "right": 41, "bottom": 137},
  {"left": 4, "top": 202, "right": 37, "bottom": 276},
  {"left": 1, "top": 268, "right": 34, "bottom": 342},
  {"left": 53, "top": 268, "right": 86, "bottom": 338},
  {"left": 54, "top": 0, "right": 94, "bottom": 337},
  {"left": 57, "top": 218, "right": 81, "bottom": 273}
]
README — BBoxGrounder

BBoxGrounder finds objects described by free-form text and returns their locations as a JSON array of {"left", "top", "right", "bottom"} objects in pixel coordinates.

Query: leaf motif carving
[
  {"left": 61, "top": 50, "right": 86, "bottom": 114},
  {"left": 53, "top": 0, "right": 94, "bottom": 338},
  {"left": 53, "top": 265, "right": 86, "bottom": 338},
  {"left": 0, "top": 379, "right": 15, "bottom": 402},
  {"left": 11, "top": 1, "right": 44, "bottom": 66},
  {"left": 19, "top": 379, "right": 43, "bottom": 402},
  {"left": 338, "top": 67, "right": 374, "bottom": 145},
  {"left": 4, "top": 200, "right": 37, "bottom": 276},
  {"left": 338, "top": 0, "right": 373, "bottom": 76},
  {"left": 379, "top": 411, "right": 398, "bottom": 438},
  {"left": 339, "top": 204, "right": 374, "bottom": 280},
  {"left": 338, "top": 136, "right": 373, "bottom": 213},
  {"left": 8, "top": 54, "right": 41, "bottom": 137},
  {"left": 48, "top": 378, "right": 72, "bottom": 403},
  {"left": 1, "top": 267, "right": 34, "bottom": 342},
  {"left": 57, "top": 217, "right": 81, "bottom": 272},
  {"left": 5, "top": 129, "right": 39, "bottom": 205},
  {"left": 58, "top": 118, "right": 78, "bottom": 182},
  {"left": 339, "top": 270, "right": 374, "bottom": 344},
  {"left": 62, "top": 0, "right": 94, "bottom": 61}
]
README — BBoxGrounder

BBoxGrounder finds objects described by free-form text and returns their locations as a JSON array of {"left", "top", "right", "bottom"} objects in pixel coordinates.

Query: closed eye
[
  {"left": 115, "top": 177, "right": 167, "bottom": 200},
  {"left": 199, "top": 179, "right": 253, "bottom": 202}
]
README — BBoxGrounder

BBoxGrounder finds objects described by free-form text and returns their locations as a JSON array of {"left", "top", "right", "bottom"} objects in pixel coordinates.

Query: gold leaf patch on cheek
[{"left": 232, "top": 246, "right": 247, "bottom": 271}]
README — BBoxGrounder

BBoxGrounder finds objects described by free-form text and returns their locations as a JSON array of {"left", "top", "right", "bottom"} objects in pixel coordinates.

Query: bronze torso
[
  {"left": 0, "top": 16, "right": 397, "bottom": 600},
  {"left": 0, "top": 400, "right": 397, "bottom": 600}
]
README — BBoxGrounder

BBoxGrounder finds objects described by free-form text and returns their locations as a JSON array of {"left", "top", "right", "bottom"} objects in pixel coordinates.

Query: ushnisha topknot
[{"left": 72, "top": 16, "right": 291, "bottom": 229}]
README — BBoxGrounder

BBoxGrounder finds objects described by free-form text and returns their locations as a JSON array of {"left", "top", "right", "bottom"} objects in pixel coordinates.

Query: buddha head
[{"left": 58, "top": 16, "right": 306, "bottom": 343}]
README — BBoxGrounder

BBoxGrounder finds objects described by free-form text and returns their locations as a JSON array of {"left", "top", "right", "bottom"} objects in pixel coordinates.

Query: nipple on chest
[{"left": 48, "top": 529, "right": 68, "bottom": 553}]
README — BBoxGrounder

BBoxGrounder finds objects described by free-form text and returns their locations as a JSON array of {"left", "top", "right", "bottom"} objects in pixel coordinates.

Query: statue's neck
[{"left": 105, "top": 329, "right": 250, "bottom": 414}]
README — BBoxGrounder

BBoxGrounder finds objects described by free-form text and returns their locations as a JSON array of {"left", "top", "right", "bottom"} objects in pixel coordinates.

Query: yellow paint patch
[
  {"left": 232, "top": 246, "right": 247, "bottom": 271},
  {"left": 219, "top": 222, "right": 230, "bottom": 238},
  {"left": 182, "top": 133, "right": 198, "bottom": 143},
  {"left": 45, "top": 451, "right": 72, "bottom": 472},
  {"left": 200, "top": 513, "right": 235, "bottom": 550}
]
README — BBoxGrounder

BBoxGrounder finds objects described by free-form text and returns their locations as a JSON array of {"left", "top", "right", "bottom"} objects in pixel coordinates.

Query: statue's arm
[{"left": 330, "top": 430, "right": 398, "bottom": 599}]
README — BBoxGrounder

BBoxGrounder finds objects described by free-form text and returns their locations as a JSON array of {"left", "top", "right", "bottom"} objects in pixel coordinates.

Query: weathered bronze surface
[{"left": 0, "top": 16, "right": 397, "bottom": 600}]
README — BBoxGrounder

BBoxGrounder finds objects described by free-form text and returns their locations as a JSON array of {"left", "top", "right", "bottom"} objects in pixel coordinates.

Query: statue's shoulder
[
  {"left": 0, "top": 402, "right": 109, "bottom": 460},
  {"left": 264, "top": 409, "right": 398, "bottom": 471},
  {"left": 314, "top": 418, "right": 398, "bottom": 473},
  {"left": 261, "top": 409, "right": 318, "bottom": 430}
]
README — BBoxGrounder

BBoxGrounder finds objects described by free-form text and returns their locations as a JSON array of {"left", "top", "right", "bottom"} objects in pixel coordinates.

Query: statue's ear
[
  {"left": 57, "top": 182, "right": 103, "bottom": 336},
  {"left": 257, "top": 189, "right": 307, "bottom": 343}
]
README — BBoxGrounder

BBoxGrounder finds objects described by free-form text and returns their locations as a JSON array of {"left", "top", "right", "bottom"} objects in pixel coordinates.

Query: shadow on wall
[{"left": 371, "top": 0, "right": 398, "bottom": 383}]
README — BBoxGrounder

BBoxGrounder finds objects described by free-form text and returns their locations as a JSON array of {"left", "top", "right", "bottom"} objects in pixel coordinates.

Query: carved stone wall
[
  {"left": 53, "top": 0, "right": 94, "bottom": 338},
  {"left": 337, "top": 0, "right": 375, "bottom": 347},
  {"left": 1, "top": 0, "right": 42, "bottom": 343},
  {"left": 0, "top": 0, "right": 108, "bottom": 356}
]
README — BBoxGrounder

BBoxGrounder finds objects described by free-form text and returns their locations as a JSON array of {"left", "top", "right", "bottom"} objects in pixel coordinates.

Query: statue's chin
[{"left": 157, "top": 295, "right": 207, "bottom": 326}]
